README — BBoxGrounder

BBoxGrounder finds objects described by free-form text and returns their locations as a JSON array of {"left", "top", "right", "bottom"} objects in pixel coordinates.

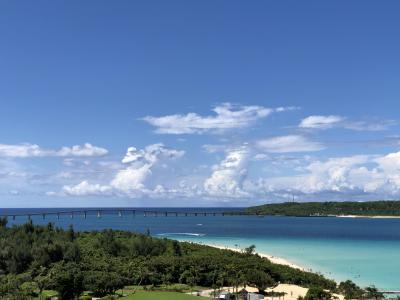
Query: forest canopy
[
  {"left": 246, "top": 201, "right": 400, "bottom": 217},
  {"left": 0, "top": 219, "right": 369, "bottom": 299}
]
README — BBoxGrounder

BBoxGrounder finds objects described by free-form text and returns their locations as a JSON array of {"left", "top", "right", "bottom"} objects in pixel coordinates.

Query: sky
[{"left": 1, "top": 0, "right": 400, "bottom": 207}]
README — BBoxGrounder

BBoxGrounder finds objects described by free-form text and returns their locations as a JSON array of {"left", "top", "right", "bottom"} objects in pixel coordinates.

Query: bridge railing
[{"left": 0, "top": 208, "right": 246, "bottom": 220}]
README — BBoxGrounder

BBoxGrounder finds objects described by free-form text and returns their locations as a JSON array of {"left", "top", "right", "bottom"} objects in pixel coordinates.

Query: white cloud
[
  {"left": 121, "top": 143, "right": 184, "bottom": 164},
  {"left": 0, "top": 144, "right": 48, "bottom": 157},
  {"left": 275, "top": 106, "right": 300, "bottom": 112},
  {"left": 257, "top": 135, "right": 324, "bottom": 153},
  {"left": 299, "top": 115, "right": 396, "bottom": 131},
  {"left": 60, "top": 143, "right": 185, "bottom": 197},
  {"left": 344, "top": 120, "right": 397, "bottom": 131},
  {"left": 204, "top": 147, "right": 250, "bottom": 197},
  {"left": 142, "top": 103, "right": 294, "bottom": 134},
  {"left": 0, "top": 143, "right": 108, "bottom": 158},
  {"left": 111, "top": 164, "right": 151, "bottom": 192},
  {"left": 111, "top": 143, "right": 184, "bottom": 193},
  {"left": 299, "top": 115, "right": 344, "bottom": 129},
  {"left": 374, "top": 151, "right": 400, "bottom": 173},
  {"left": 373, "top": 151, "right": 400, "bottom": 192},
  {"left": 62, "top": 180, "right": 112, "bottom": 196},
  {"left": 299, "top": 155, "right": 371, "bottom": 193},
  {"left": 53, "top": 146, "right": 400, "bottom": 201},
  {"left": 255, "top": 152, "right": 400, "bottom": 197},
  {"left": 57, "top": 143, "right": 108, "bottom": 157}
]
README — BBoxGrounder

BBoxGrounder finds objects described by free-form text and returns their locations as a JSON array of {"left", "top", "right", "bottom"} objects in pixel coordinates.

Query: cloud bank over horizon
[{"left": 2, "top": 102, "right": 400, "bottom": 206}]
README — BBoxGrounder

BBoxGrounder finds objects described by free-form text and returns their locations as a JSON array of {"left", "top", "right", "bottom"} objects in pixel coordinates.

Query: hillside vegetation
[
  {"left": 0, "top": 219, "right": 339, "bottom": 299},
  {"left": 246, "top": 201, "right": 400, "bottom": 216}
]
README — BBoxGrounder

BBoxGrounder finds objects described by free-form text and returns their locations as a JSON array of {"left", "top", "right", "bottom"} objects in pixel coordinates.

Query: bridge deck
[{"left": 0, "top": 208, "right": 246, "bottom": 219}]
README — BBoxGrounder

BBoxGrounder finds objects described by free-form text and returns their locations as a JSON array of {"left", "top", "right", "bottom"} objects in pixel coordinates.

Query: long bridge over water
[{"left": 0, "top": 208, "right": 244, "bottom": 220}]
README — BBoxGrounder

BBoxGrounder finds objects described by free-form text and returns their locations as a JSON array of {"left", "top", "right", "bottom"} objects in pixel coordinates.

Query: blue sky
[{"left": 1, "top": 1, "right": 400, "bottom": 207}]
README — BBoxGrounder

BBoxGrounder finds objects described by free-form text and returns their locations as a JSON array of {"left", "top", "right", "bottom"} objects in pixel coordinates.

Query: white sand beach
[
  {"left": 196, "top": 241, "right": 306, "bottom": 271},
  {"left": 336, "top": 214, "right": 400, "bottom": 219}
]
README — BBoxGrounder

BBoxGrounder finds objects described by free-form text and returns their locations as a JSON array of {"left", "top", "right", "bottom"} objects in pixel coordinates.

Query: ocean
[{"left": 1, "top": 207, "right": 400, "bottom": 291}]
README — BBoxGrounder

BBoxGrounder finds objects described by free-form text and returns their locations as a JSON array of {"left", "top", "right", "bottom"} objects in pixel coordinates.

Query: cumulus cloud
[
  {"left": 0, "top": 143, "right": 108, "bottom": 158},
  {"left": 204, "top": 147, "right": 250, "bottom": 197},
  {"left": 62, "top": 181, "right": 112, "bottom": 196},
  {"left": 111, "top": 143, "right": 184, "bottom": 192},
  {"left": 298, "top": 155, "right": 372, "bottom": 193},
  {"left": 55, "top": 146, "right": 400, "bottom": 201},
  {"left": 60, "top": 143, "right": 185, "bottom": 197},
  {"left": 142, "top": 103, "right": 295, "bottom": 134},
  {"left": 256, "top": 135, "right": 324, "bottom": 153},
  {"left": 255, "top": 152, "right": 400, "bottom": 197}
]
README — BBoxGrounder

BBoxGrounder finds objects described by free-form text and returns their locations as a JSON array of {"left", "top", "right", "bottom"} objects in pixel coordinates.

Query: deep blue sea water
[{"left": 1, "top": 207, "right": 400, "bottom": 291}]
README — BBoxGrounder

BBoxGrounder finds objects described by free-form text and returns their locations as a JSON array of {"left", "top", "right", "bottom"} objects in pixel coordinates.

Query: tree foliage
[
  {"left": 246, "top": 200, "right": 400, "bottom": 216},
  {"left": 302, "top": 286, "right": 337, "bottom": 300},
  {"left": 0, "top": 222, "right": 353, "bottom": 299}
]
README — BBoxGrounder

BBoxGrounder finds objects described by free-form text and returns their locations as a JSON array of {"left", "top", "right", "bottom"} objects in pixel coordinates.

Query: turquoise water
[
  {"left": 173, "top": 235, "right": 400, "bottom": 290},
  {"left": 2, "top": 208, "right": 400, "bottom": 290}
]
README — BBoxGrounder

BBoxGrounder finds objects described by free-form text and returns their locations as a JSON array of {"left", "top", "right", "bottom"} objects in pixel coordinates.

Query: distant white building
[
  {"left": 218, "top": 291, "right": 264, "bottom": 300},
  {"left": 218, "top": 293, "right": 234, "bottom": 300}
]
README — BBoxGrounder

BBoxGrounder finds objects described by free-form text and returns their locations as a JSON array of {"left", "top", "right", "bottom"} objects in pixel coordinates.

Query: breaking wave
[{"left": 157, "top": 232, "right": 206, "bottom": 237}]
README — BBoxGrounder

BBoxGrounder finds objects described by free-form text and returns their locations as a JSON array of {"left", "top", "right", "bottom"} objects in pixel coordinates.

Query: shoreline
[
  {"left": 247, "top": 214, "right": 400, "bottom": 219},
  {"left": 185, "top": 241, "right": 346, "bottom": 300},
  {"left": 187, "top": 240, "right": 307, "bottom": 271},
  {"left": 334, "top": 214, "right": 400, "bottom": 219}
]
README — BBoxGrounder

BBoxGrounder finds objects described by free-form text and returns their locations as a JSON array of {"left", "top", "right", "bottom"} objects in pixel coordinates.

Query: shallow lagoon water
[{"left": 2, "top": 208, "right": 400, "bottom": 290}]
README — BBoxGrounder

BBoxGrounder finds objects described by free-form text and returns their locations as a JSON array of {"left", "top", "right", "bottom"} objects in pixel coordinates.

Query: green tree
[
  {"left": 304, "top": 286, "right": 336, "bottom": 300},
  {"left": 180, "top": 266, "right": 200, "bottom": 293},
  {"left": 50, "top": 262, "right": 84, "bottom": 300},
  {"left": 67, "top": 225, "right": 75, "bottom": 242},
  {"left": 34, "top": 266, "right": 51, "bottom": 297},
  {"left": 172, "top": 240, "right": 182, "bottom": 256},
  {"left": 364, "top": 286, "right": 384, "bottom": 300},
  {"left": 20, "top": 281, "right": 38, "bottom": 298},
  {"left": 84, "top": 271, "right": 125, "bottom": 297},
  {"left": 244, "top": 245, "right": 256, "bottom": 255},
  {"left": 0, "top": 217, "right": 8, "bottom": 227},
  {"left": 338, "top": 280, "right": 363, "bottom": 299},
  {"left": 246, "top": 269, "right": 276, "bottom": 293}
]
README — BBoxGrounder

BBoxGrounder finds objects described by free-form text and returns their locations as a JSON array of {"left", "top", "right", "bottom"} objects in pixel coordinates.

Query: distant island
[{"left": 246, "top": 200, "right": 400, "bottom": 217}]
